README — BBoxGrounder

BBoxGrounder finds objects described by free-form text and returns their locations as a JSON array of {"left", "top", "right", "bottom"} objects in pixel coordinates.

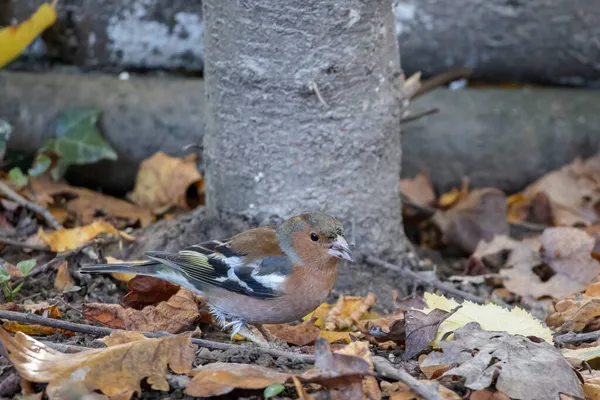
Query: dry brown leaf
[
  {"left": 38, "top": 220, "right": 135, "bottom": 252},
  {"left": 470, "top": 390, "right": 511, "bottom": 400},
  {"left": 0, "top": 328, "right": 195, "bottom": 399},
  {"left": 501, "top": 228, "right": 600, "bottom": 299},
  {"left": 519, "top": 152, "right": 600, "bottom": 226},
  {"left": 587, "top": 277, "right": 600, "bottom": 297},
  {"left": 128, "top": 152, "right": 205, "bottom": 213},
  {"left": 53, "top": 261, "right": 75, "bottom": 292},
  {"left": 357, "top": 310, "right": 405, "bottom": 342},
  {"left": 28, "top": 177, "right": 153, "bottom": 228},
  {"left": 433, "top": 188, "right": 509, "bottom": 254},
  {"left": 23, "top": 302, "right": 61, "bottom": 318},
  {"left": 582, "top": 371, "right": 600, "bottom": 400},
  {"left": 380, "top": 381, "right": 460, "bottom": 400},
  {"left": 186, "top": 363, "right": 291, "bottom": 397},
  {"left": 401, "top": 172, "right": 436, "bottom": 207},
  {"left": 507, "top": 192, "right": 554, "bottom": 226},
  {"left": 0, "top": 303, "right": 20, "bottom": 311},
  {"left": 585, "top": 224, "right": 600, "bottom": 261},
  {"left": 337, "top": 341, "right": 381, "bottom": 400},
  {"left": 98, "top": 330, "right": 148, "bottom": 347},
  {"left": 418, "top": 354, "right": 452, "bottom": 379},
  {"left": 123, "top": 274, "right": 181, "bottom": 310},
  {"left": 2, "top": 321, "right": 74, "bottom": 336},
  {"left": 4, "top": 261, "right": 23, "bottom": 279},
  {"left": 437, "top": 179, "right": 469, "bottom": 209},
  {"left": 393, "top": 291, "right": 427, "bottom": 311},
  {"left": 83, "top": 288, "right": 203, "bottom": 333},
  {"left": 325, "top": 293, "right": 377, "bottom": 331},
  {"left": 546, "top": 295, "right": 600, "bottom": 331},
  {"left": 264, "top": 316, "right": 321, "bottom": 346}
]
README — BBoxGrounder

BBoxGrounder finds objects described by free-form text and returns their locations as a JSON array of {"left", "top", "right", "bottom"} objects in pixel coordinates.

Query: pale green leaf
[
  {"left": 16, "top": 259, "right": 37, "bottom": 275},
  {"left": 28, "top": 154, "right": 52, "bottom": 177},
  {"left": 0, "top": 268, "right": 9, "bottom": 284},
  {"left": 264, "top": 384, "right": 285, "bottom": 398},
  {"left": 8, "top": 167, "right": 28, "bottom": 187}
]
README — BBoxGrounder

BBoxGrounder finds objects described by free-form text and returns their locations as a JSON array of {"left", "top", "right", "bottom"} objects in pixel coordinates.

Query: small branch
[
  {"left": 0, "top": 310, "right": 315, "bottom": 363},
  {"left": 373, "top": 356, "right": 446, "bottom": 400},
  {"left": 0, "top": 237, "right": 50, "bottom": 252},
  {"left": 401, "top": 108, "right": 440, "bottom": 124},
  {"left": 554, "top": 330, "right": 600, "bottom": 345},
  {"left": 365, "top": 256, "right": 485, "bottom": 303},
  {"left": 412, "top": 67, "right": 473, "bottom": 100},
  {"left": 0, "top": 181, "right": 62, "bottom": 230}
]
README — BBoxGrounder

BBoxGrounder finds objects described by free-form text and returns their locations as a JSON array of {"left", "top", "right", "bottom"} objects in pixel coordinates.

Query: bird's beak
[{"left": 329, "top": 235, "right": 353, "bottom": 262}]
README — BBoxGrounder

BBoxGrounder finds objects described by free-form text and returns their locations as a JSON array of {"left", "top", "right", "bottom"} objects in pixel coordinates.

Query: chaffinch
[{"left": 80, "top": 212, "right": 352, "bottom": 347}]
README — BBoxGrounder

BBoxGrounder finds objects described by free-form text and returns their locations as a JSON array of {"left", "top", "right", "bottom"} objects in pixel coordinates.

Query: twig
[
  {"left": 401, "top": 108, "right": 440, "bottom": 124},
  {"left": 0, "top": 181, "right": 62, "bottom": 230},
  {"left": 0, "top": 237, "right": 50, "bottom": 252},
  {"left": 0, "top": 310, "right": 315, "bottom": 362},
  {"left": 308, "top": 80, "right": 329, "bottom": 108},
  {"left": 11, "top": 238, "right": 106, "bottom": 288},
  {"left": 373, "top": 356, "right": 446, "bottom": 400},
  {"left": 412, "top": 67, "right": 473, "bottom": 100},
  {"left": 365, "top": 256, "right": 485, "bottom": 303},
  {"left": 554, "top": 330, "right": 600, "bottom": 345}
]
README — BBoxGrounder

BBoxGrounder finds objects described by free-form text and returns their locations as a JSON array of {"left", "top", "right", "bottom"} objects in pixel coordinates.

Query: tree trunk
[{"left": 202, "top": 0, "right": 406, "bottom": 258}]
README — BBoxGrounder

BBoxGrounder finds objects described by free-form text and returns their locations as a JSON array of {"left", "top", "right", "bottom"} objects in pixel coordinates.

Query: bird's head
[{"left": 277, "top": 212, "right": 353, "bottom": 264}]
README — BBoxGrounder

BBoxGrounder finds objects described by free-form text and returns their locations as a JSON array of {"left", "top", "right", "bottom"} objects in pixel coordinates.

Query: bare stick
[
  {"left": 0, "top": 310, "right": 315, "bottom": 362},
  {"left": 0, "top": 237, "right": 50, "bottom": 252},
  {"left": 365, "top": 256, "right": 485, "bottom": 303},
  {"left": 0, "top": 181, "right": 62, "bottom": 230},
  {"left": 373, "top": 356, "right": 447, "bottom": 400},
  {"left": 412, "top": 67, "right": 473, "bottom": 100},
  {"left": 401, "top": 108, "right": 440, "bottom": 124},
  {"left": 555, "top": 330, "right": 600, "bottom": 345}
]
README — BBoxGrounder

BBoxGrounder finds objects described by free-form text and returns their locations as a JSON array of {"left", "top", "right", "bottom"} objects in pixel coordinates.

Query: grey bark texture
[
  {"left": 0, "top": 71, "right": 204, "bottom": 192},
  {"left": 202, "top": 0, "right": 406, "bottom": 258},
  {"left": 6, "top": 0, "right": 600, "bottom": 86}
]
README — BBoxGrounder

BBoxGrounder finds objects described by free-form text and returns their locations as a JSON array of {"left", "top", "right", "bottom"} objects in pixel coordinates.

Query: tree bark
[{"left": 202, "top": 0, "right": 406, "bottom": 258}]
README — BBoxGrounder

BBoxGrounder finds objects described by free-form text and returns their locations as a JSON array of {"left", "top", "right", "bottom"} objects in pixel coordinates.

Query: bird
[{"left": 80, "top": 212, "right": 352, "bottom": 347}]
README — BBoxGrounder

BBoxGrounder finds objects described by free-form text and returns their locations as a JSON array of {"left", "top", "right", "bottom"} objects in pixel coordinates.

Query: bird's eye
[{"left": 310, "top": 232, "right": 319, "bottom": 242}]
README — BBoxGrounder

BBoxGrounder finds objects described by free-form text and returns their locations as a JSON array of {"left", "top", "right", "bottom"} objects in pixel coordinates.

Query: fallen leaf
[
  {"left": 98, "top": 330, "right": 148, "bottom": 347},
  {"left": 128, "top": 152, "right": 205, "bottom": 213},
  {"left": 83, "top": 288, "right": 203, "bottom": 333},
  {"left": 38, "top": 220, "right": 135, "bottom": 252},
  {"left": 325, "top": 293, "right": 377, "bottom": 331},
  {"left": 337, "top": 340, "right": 381, "bottom": 400},
  {"left": 357, "top": 310, "right": 405, "bottom": 342},
  {"left": 438, "top": 179, "right": 469, "bottom": 209},
  {"left": 470, "top": 390, "right": 511, "bottom": 400},
  {"left": 546, "top": 295, "right": 600, "bottom": 332},
  {"left": 29, "top": 177, "right": 153, "bottom": 228},
  {"left": 105, "top": 256, "right": 137, "bottom": 283},
  {"left": 502, "top": 227, "right": 600, "bottom": 298},
  {"left": 422, "top": 292, "right": 553, "bottom": 345},
  {"left": 587, "top": 277, "right": 600, "bottom": 297},
  {"left": 401, "top": 172, "right": 436, "bottom": 207},
  {"left": 23, "top": 302, "right": 61, "bottom": 318},
  {"left": 264, "top": 316, "right": 321, "bottom": 346},
  {"left": 507, "top": 192, "right": 553, "bottom": 225},
  {"left": 418, "top": 354, "right": 452, "bottom": 380},
  {"left": 393, "top": 291, "right": 427, "bottom": 311},
  {"left": 122, "top": 274, "right": 181, "bottom": 310},
  {"left": 53, "top": 261, "right": 75, "bottom": 292},
  {"left": 0, "top": 328, "right": 195, "bottom": 399},
  {"left": 0, "top": 303, "right": 19, "bottom": 311},
  {"left": 2, "top": 321, "right": 74, "bottom": 336},
  {"left": 403, "top": 308, "right": 453, "bottom": 360},
  {"left": 3, "top": 260, "right": 23, "bottom": 279},
  {"left": 432, "top": 188, "right": 510, "bottom": 254},
  {"left": 421, "top": 323, "right": 584, "bottom": 399},
  {"left": 186, "top": 363, "right": 292, "bottom": 397},
  {"left": 519, "top": 152, "right": 600, "bottom": 226},
  {"left": 585, "top": 224, "right": 600, "bottom": 260},
  {"left": 562, "top": 344, "right": 600, "bottom": 366},
  {"left": 380, "top": 380, "right": 460, "bottom": 400},
  {"left": 582, "top": 370, "right": 600, "bottom": 400}
]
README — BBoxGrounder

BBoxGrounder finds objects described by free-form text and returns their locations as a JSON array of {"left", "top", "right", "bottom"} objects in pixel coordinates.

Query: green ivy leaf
[
  {"left": 28, "top": 154, "right": 52, "bottom": 177},
  {"left": 0, "top": 268, "right": 9, "bottom": 284},
  {"left": 41, "top": 107, "right": 117, "bottom": 180},
  {"left": 8, "top": 167, "right": 28, "bottom": 187},
  {"left": 264, "top": 384, "right": 285, "bottom": 399},
  {"left": 16, "top": 259, "right": 37, "bottom": 275}
]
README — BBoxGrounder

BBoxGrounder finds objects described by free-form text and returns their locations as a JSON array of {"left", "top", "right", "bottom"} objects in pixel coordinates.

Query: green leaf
[
  {"left": 0, "top": 268, "right": 9, "bottom": 284},
  {"left": 12, "top": 282, "right": 23, "bottom": 295},
  {"left": 62, "top": 285, "right": 82, "bottom": 293},
  {"left": 8, "top": 167, "right": 28, "bottom": 187},
  {"left": 28, "top": 154, "right": 52, "bottom": 177},
  {"left": 264, "top": 384, "right": 285, "bottom": 398},
  {"left": 16, "top": 259, "right": 37, "bottom": 275},
  {"left": 41, "top": 107, "right": 117, "bottom": 180}
]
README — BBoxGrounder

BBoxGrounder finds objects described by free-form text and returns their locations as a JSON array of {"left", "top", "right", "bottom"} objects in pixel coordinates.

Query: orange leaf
[
  {"left": 2, "top": 321, "right": 74, "bottom": 337},
  {"left": 264, "top": 316, "right": 321, "bottom": 346},
  {"left": 53, "top": 261, "right": 75, "bottom": 292},
  {"left": 38, "top": 220, "right": 135, "bottom": 252},
  {"left": 123, "top": 275, "right": 181, "bottom": 310}
]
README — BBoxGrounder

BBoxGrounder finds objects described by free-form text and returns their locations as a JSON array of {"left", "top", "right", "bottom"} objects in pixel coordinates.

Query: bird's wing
[{"left": 144, "top": 227, "right": 292, "bottom": 299}]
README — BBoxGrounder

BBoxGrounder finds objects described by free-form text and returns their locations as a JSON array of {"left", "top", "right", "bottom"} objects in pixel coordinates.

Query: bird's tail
[{"left": 80, "top": 261, "right": 197, "bottom": 292}]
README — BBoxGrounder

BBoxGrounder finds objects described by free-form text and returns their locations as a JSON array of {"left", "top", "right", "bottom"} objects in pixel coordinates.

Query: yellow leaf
[
  {"left": 421, "top": 292, "right": 553, "bottom": 345},
  {"left": 53, "top": 261, "right": 75, "bottom": 292},
  {"left": 0, "top": 3, "right": 57, "bottom": 68},
  {"left": 105, "top": 256, "right": 136, "bottom": 282},
  {"left": 38, "top": 220, "right": 135, "bottom": 252},
  {"left": 0, "top": 329, "right": 195, "bottom": 400},
  {"left": 318, "top": 330, "right": 353, "bottom": 344},
  {"left": 437, "top": 179, "right": 469, "bottom": 209},
  {"left": 128, "top": 152, "right": 204, "bottom": 213}
]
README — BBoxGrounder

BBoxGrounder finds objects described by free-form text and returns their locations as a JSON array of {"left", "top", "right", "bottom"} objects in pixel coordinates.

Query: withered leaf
[
  {"left": 53, "top": 261, "right": 75, "bottom": 292},
  {"left": 357, "top": 310, "right": 405, "bottom": 342},
  {"left": 2, "top": 321, "right": 74, "bottom": 337},
  {"left": 325, "top": 293, "right": 377, "bottom": 331},
  {"left": 400, "top": 172, "right": 436, "bottom": 207},
  {"left": 432, "top": 188, "right": 509, "bottom": 254},
  {"left": 23, "top": 302, "right": 61, "bottom": 318},
  {"left": 380, "top": 380, "right": 460, "bottom": 400},
  {"left": 546, "top": 295, "right": 600, "bottom": 332},
  {"left": 264, "top": 316, "right": 321, "bottom": 346},
  {"left": 403, "top": 308, "right": 453, "bottom": 360},
  {"left": 421, "top": 323, "right": 584, "bottom": 399},
  {"left": 39, "top": 220, "right": 135, "bottom": 252},
  {"left": 0, "top": 329, "right": 195, "bottom": 400},
  {"left": 83, "top": 288, "right": 203, "bottom": 333},
  {"left": 123, "top": 275, "right": 181, "bottom": 310}
]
